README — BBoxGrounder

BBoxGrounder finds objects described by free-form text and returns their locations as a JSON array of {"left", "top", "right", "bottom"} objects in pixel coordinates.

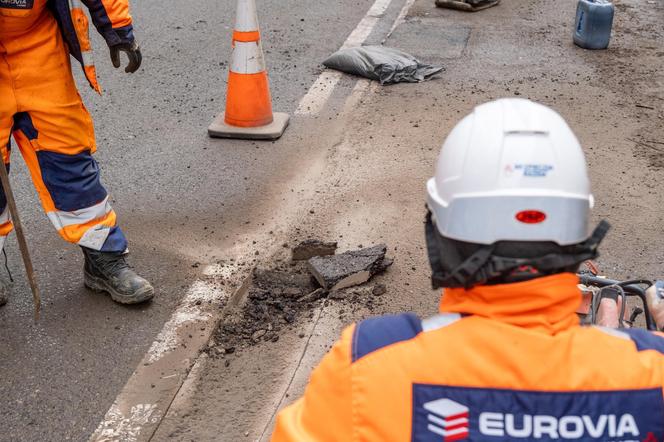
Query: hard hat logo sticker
[{"left": 513, "top": 164, "right": 554, "bottom": 177}]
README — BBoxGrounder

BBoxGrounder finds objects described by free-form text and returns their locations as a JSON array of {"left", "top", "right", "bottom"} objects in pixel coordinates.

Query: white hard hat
[{"left": 426, "top": 98, "right": 593, "bottom": 246}]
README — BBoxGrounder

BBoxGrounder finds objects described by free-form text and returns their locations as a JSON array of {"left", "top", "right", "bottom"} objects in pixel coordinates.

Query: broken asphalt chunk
[
  {"left": 292, "top": 239, "right": 338, "bottom": 261},
  {"left": 307, "top": 244, "right": 391, "bottom": 291}
]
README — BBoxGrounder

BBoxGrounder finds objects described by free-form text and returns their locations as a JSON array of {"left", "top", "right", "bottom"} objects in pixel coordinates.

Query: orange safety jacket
[
  {"left": 272, "top": 273, "right": 664, "bottom": 441},
  {"left": 48, "top": 0, "right": 134, "bottom": 92}
]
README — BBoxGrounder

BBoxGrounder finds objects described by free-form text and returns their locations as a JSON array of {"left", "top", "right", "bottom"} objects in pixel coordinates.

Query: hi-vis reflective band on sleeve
[
  {"left": 0, "top": 0, "right": 33, "bottom": 9},
  {"left": 69, "top": 0, "right": 90, "bottom": 51},
  {"left": 411, "top": 384, "right": 664, "bottom": 442},
  {"left": 69, "top": 0, "right": 101, "bottom": 93}
]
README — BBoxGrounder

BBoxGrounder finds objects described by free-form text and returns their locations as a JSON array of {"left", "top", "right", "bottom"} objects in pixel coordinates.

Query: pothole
[{"left": 206, "top": 242, "right": 392, "bottom": 360}]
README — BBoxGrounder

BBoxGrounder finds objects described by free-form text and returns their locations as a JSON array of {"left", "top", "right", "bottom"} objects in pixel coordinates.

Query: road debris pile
[
  {"left": 323, "top": 45, "right": 443, "bottom": 84},
  {"left": 207, "top": 242, "right": 393, "bottom": 358}
]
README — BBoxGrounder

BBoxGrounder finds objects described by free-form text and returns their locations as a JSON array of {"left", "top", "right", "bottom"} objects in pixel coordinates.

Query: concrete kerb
[{"left": 88, "top": 264, "right": 253, "bottom": 442}]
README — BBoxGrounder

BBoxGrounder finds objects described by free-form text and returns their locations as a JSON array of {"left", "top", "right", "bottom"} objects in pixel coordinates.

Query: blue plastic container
[{"left": 573, "top": 0, "right": 615, "bottom": 49}]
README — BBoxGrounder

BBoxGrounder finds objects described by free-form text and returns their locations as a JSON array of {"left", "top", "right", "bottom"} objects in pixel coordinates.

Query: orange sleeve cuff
[{"left": 101, "top": 0, "right": 132, "bottom": 29}]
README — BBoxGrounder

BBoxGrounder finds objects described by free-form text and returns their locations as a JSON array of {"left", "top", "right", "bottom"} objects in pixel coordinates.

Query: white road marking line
[
  {"left": 90, "top": 264, "right": 236, "bottom": 442},
  {"left": 146, "top": 279, "right": 220, "bottom": 364},
  {"left": 294, "top": 0, "right": 396, "bottom": 116},
  {"left": 92, "top": 403, "right": 161, "bottom": 442},
  {"left": 388, "top": 0, "right": 416, "bottom": 36},
  {"left": 294, "top": 71, "right": 344, "bottom": 116}
]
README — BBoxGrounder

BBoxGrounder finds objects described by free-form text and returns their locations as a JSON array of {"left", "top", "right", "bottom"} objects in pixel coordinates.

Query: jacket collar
[{"left": 439, "top": 273, "right": 581, "bottom": 334}]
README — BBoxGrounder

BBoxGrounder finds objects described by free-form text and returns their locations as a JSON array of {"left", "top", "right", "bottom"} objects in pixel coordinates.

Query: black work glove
[{"left": 110, "top": 41, "right": 142, "bottom": 73}]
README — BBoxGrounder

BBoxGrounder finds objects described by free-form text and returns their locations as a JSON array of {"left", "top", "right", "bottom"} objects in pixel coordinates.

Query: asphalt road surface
[
  {"left": 2, "top": 0, "right": 664, "bottom": 440},
  {"left": 0, "top": 0, "right": 387, "bottom": 439}
]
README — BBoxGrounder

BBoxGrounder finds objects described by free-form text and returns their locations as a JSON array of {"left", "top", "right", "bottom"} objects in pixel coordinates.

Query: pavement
[{"left": 1, "top": 0, "right": 663, "bottom": 440}]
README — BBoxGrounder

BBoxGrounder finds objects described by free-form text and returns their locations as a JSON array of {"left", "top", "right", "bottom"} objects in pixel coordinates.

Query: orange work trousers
[{"left": 0, "top": 6, "right": 127, "bottom": 253}]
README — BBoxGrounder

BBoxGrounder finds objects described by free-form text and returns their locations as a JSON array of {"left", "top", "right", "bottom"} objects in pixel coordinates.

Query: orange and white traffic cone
[{"left": 208, "top": 0, "right": 289, "bottom": 140}]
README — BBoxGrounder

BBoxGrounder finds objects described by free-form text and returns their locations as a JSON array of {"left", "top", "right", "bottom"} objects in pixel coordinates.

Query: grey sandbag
[{"left": 322, "top": 45, "right": 443, "bottom": 85}]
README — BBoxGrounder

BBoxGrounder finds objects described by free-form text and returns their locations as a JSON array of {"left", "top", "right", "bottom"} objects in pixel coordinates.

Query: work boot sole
[{"left": 84, "top": 271, "right": 154, "bottom": 305}]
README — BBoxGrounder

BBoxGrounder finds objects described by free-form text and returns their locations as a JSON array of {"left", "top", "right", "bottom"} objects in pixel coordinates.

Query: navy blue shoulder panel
[
  {"left": 49, "top": 0, "right": 83, "bottom": 63},
  {"left": 623, "top": 329, "right": 664, "bottom": 355},
  {"left": 351, "top": 313, "right": 422, "bottom": 363}
]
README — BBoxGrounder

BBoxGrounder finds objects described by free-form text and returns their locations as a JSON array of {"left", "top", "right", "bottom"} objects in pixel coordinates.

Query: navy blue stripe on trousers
[
  {"left": 8, "top": 113, "right": 127, "bottom": 252},
  {"left": 36, "top": 150, "right": 127, "bottom": 252},
  {"left": 36, "top": 150, "right": 107, "bottom": 212}
]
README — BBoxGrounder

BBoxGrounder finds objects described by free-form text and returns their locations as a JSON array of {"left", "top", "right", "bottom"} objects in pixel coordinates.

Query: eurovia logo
[
  {"left": 0, "top": 0, "right": 32, "bottom": 9},
  {"left": 412, "top": 385, "right": 664, "bottom": 442},
  {"left": 423, "top": 399, "right": 469, "bottom": 442}
]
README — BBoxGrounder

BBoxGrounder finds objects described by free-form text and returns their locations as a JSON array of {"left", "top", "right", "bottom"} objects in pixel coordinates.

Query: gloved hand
[
  {"left": 646, "top": 281, "right": 664, "bottom": 330},
  {"left": 110, "top": 41, "right": 142, "bottom": 73}
]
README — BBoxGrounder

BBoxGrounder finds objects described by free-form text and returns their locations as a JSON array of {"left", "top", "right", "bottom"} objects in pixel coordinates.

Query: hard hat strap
[{"left": 426, "top": 212, "right": 610, "bottom": 289}]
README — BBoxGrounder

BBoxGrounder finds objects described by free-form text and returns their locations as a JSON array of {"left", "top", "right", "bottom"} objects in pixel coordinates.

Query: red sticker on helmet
[{"left": 516, "top": 210, "right": 546, "bottom": 224}]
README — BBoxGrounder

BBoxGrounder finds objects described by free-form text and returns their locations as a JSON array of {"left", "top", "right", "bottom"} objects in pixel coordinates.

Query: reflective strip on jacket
[
  {"left": 271, "top": 273, "right": 664, "bottom": 441},
  {"left": 47, "top": 0, "right": 134, "bottom": 91}
]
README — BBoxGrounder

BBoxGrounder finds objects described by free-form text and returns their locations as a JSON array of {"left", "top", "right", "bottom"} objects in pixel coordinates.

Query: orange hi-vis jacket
[
  {"left": 0, "top": 0, "right": 134, "bottom": 92},
  {"left": 272, "top": 274, "right": 664, "bottom": 441}
]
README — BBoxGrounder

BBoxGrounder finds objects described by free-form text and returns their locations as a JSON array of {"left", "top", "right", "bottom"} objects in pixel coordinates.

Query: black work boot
[{"left": 82, "top": 247, "right": 154, "bottom": 304}]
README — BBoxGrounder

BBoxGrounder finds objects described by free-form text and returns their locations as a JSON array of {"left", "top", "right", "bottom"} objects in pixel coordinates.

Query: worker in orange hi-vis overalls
[
  {"left": 0, "top": 0, "right": 152, "bottom": 306},
  {"left": 271, "top": 99, "right": 664, "bottom": 442}
]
